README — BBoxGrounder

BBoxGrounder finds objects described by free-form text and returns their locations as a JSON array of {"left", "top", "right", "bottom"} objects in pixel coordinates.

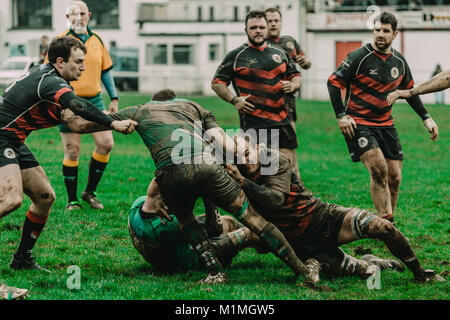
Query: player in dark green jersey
[
  {"left": 104, "top": 89, "right": 315, "bottom": 284},
  {"left": 128, "top": 195, "right": 259, "bottom": 273}
]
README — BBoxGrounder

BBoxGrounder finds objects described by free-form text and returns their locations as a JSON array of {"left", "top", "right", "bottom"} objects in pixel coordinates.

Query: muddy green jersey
[{"left": 111, "top": 98, "right": 219, "bottom": 169}]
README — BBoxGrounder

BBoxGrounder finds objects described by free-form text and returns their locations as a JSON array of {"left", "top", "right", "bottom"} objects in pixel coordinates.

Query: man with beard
[
  {"left": 48, "top": 1, "right": 120, "bottom": 211},
  {"left": 211, "top": 10, "right": 301, "bottom": 174},
  {"left": 99, "top": 89, "right": 314, "bottom": 284},
  {"left": 264, "top": 7, "right": 311, "bottom": 178},
  {"left": 327, "top": 12, "right": 439, "bottom": 223},
  {"left": 225, "top": 133, "right": 444, "bottom": 283}
]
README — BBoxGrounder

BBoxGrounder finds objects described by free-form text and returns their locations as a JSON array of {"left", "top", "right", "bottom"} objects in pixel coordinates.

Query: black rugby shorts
[{"left": 345, "top": 125, "right": 403, "bottom": 162}]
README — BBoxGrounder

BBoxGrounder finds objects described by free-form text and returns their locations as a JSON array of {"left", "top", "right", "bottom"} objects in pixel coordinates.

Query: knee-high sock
[
  {"left": 15, "top": 210, "right": 48, "bottom": 257},
  {"left": 85, "top": 151, "right": 109, "bottom": 193},
  {"left": 63, "top": 159, "right": 79, "bottom": 203},
  {"left": 203, "top": 199, "right": 222, "bottom": 237},
  {"left": 235, "top": 202, "right": 308, "bottom": 277},
  {"left": 181, "top": 220, "right": 223, "bottom": 274}
]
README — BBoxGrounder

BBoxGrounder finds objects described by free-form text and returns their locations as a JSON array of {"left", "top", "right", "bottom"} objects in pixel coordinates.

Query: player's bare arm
[
  {"left": 59, "top": 91, "right": 136, "bottom": 133},
  {"left": 61, "top": 108, "right": 137, "bottom": 134},
  {"left": 211, "top": 83, "right": 255, "bottom": 114},
  {"left": 281, "top": 76, "right": 302, "bottom": 94},
  {"left": 337, "top": 115, "right": 357, "bottom": 140},
  {"left": 327, "top": 77, "right": 357, "bottom": 139},
  {"left": 387, "top": 68, "right": 450, "bottom": 105},
  {"left": 142, "top": 178, "right": 171, "bottom": 222},
  {"left": 295, "top": 54, "right": 311, "bottom": 69},
  {"left": 108, "top": 99, "right": 119, "bottom": 113},
  {"left": 423, "top": 118, "right": 439, "bottom": 141},
  {"left": 203, "top": 127, "right": 238, "bottom": 163}
]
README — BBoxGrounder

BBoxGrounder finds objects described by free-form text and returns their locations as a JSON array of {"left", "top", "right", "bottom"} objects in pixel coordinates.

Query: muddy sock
[{"left": 181, "top": 221, "right": 223, "bottom": 274}]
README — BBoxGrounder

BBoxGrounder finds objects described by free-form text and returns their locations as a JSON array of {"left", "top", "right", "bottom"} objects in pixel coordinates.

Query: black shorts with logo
[
  {"left": 155, "top": 162, "right": 242, "bottom": 218},
  {"left": 0, "top": 136, "right": 39, "bottom": 169},
  {"left": 345, "top": 125, "right": 403, "bottom": 162}
]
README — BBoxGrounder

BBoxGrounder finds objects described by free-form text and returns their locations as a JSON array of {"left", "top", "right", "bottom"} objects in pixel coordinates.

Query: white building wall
[
  {"left": 0, "top": 0, "right": 141, "bottom": 61},
  {"left": 304, "top": 30, "right": 449, "bottom": 104}
]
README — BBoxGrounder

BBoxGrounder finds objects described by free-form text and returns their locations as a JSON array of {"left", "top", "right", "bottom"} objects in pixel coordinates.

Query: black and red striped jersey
[
  {"left": 246, "top": 152, "right": 320, "bottom": 239},
  {"left": 328, "top": 43, "right": 414, "bottom": 126},
  {"left": 267, "top": 35, "right": 304, "bottom": 62},
  {"left": 0, "top": 63, "right": 72, "bottom": 142},
  {"left": 212, "top": 43, "right": 300, "bottom": 129}
]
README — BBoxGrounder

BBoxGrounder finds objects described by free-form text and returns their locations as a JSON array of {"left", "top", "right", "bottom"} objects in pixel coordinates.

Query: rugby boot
[
  {"left": 361, "top": 254, "right": 405, "bottom": 272},
  {"left": 414, "top": 269, "right": 446, "bottom": 283},
  {"left": 65, "top": 200, "right": 82, "bottom": 211},
  {"left": 305, "top": 258, "right": 321, "bottom": 285},
  {"left": 82, "top": 191, "right": 104, "bottom": 209},
  {"left": 201, "top": 272, "right": 227, "bottom": 284},
  {"left": 0, "top": 284, "right": 29, "bottom": 300},
  {"left": 10, "top": 253, "right": 51, "bottom": 273}
]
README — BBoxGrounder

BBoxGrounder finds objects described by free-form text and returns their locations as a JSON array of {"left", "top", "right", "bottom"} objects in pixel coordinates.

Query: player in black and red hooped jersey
[
  {"left": 0, "top": 36, "right": 135, "bottom": 275},
  {"left": 211, "top": 10, "right": 301, "bottom": 174},
  {"left": 265, "top": 7, "right": 312, "bottom": 179},
  {"left": 225, "top": 133, "right": 444, "bottom": 283},
  {"left": 327, "top": 12, "right": 439, "bottom": 223}
]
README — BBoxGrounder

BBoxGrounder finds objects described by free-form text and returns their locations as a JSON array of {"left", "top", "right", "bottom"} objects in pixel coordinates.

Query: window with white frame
[
  {"left": 209, "top": 44, "right": 220, "bottom": 61},
  {"left": 12, "top": 0, "right": 52, "bottom": 29},
  {"left": 146, "top": 44, "right": 168, "bottom": 65},
  {"left": 173, "top": 44, "right": 193, "bottom": 65}
]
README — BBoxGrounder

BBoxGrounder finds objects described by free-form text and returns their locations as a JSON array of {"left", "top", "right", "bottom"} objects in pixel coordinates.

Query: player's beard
[
  {"left": 248, "top": 35, "right": 265, "bottom": 47},
  {"left": 375, "top": 38, "right": 391, "bottom": 51},
  {"left": 66, "top": 19, "right": 87, "bottom": 35}
]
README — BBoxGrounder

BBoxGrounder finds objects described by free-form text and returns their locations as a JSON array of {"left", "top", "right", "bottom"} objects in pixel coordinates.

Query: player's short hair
[
  {"left": 245, "top": 10, "right": 267, "bottom": 27},
  {"left": 48, "top": 36, "right": 86, "bottom": 63},
  {"left": 264, "top": 7, "right": 282, "bottom": 19},
  {"left": 152, "top": 89, "right": 177, "bottom": 101},
  {"left": 374, "top": 11, "right": 398, "bottom": 31}
]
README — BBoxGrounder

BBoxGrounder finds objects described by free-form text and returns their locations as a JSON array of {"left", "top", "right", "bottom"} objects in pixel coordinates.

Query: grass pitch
[{"left": 0, "top": 94, "right": 448, "bottom": 300}]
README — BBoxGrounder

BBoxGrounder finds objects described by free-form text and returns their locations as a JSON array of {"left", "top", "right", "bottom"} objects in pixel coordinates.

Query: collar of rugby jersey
[
  {"left": 248, "top": 43, "right": 268, "bottom": 51},
  {"left": 67, "top": 26, "right": 94, "bottom": 43}
]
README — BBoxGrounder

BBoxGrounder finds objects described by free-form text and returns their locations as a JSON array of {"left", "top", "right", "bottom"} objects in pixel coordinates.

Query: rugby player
[
  {"left": 0, "top": 36, "right": 136, "bottom": 274},
  {"left": 128, "top": 195, "right": 257, "bottom": 273},
  {"left": 50, "top": 1, "right": 120, "bottom": 210},
  {"left": 264, "top": 7, "right": 312, "bottom": 178},
  {"left": 225, "top": 133, "right": 444, "bottom": 283},
  {"left": 327, "top": 11, "right": 439, "bottom": 223},
  {"left": 98, "top": 89, "right": 312, "bottom": 284},
  {"left": 212, "top": 10, "right": 301, "bottom": 176},
  {"left": 387, "top": 68, "right": 450, "bottom": 104}
]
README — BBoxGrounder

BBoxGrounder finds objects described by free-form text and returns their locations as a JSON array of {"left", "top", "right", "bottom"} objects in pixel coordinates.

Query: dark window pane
[
  {"left": 146, "top": 44, "right": 167, "bottom": 65},
  {"left": 84, "top": 0, "right": 119, "bottom": 28},
  {"left": 14, "top": 0, "right": 52, "bottom": 28},
  {"left": 173, "top": 45, "right": 192, "bottom": 65},
  {"left": 209, "top": 44, "right": 220, "bottom": 61}
]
